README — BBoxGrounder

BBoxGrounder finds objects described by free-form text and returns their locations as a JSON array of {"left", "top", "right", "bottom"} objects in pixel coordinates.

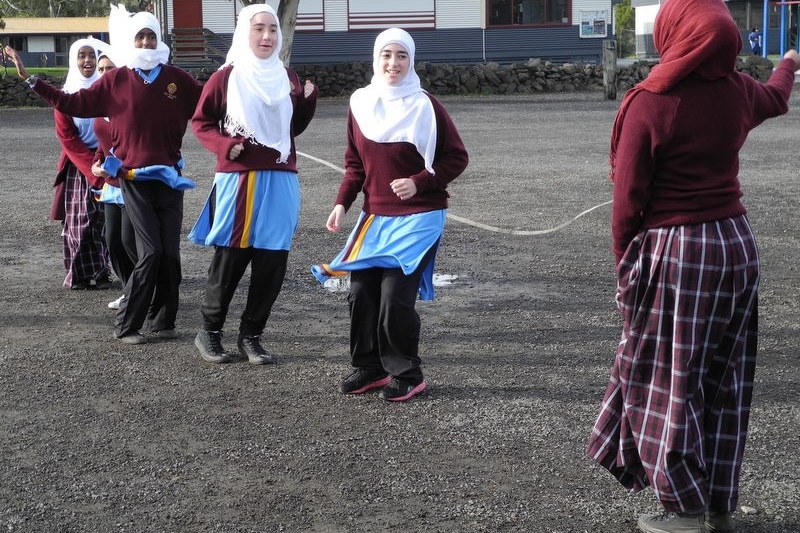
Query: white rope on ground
[
  {"left": 298, "top": 151, "right": 612, "bottom": 236},
  {"left": 445, "top": 200, "right": 612, "bottom": 235},
  {"left": 298, "top": 151, "right": 346, "bottom": 173}
]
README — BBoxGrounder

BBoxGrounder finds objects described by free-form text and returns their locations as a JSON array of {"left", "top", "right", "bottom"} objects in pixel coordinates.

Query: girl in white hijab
[
  {"left": 189, "top": 3, "right": 318, "bottom": 365},
  {"left": 313, "top": 28, "right": 469, "bottom": 403},
  {"left": 54, "top": 36, "right": 112, "bottom": 289}
]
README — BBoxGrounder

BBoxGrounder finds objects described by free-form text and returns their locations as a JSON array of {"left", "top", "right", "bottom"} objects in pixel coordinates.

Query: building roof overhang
[{"left": 0, "top": 17, "right": 107, "bottom": 36}]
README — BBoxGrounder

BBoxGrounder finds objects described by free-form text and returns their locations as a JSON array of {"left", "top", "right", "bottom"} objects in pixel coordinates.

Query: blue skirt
[
  {"left": 311, "top": 210, "right": 445, "bottom": 300},
  {"left": 188, "top": 169, "right": 300, "bottom": 251}
]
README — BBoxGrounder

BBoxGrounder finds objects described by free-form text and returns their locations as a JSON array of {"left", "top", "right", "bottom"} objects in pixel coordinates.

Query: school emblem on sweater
[{"left": 165, "top": 82, "right": 178, "bottom": 99}]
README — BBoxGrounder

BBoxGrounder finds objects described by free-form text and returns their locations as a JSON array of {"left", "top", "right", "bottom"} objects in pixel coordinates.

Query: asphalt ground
[{"left": 0, "top": 92, "right": 798, "bottom": 532}]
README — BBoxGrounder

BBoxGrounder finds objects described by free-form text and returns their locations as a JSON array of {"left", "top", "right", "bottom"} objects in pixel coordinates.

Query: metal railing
[{"left": 168, "top": 27, "right": 230, "bottom": 68}]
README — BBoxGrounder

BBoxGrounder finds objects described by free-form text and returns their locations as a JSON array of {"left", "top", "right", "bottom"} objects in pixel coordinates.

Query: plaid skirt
[
  {"left": 61, "top": 164, "right": 109, "bottom": 288},
  {"left": 587, "top": 215, "right": 759, "bottom": 514}
]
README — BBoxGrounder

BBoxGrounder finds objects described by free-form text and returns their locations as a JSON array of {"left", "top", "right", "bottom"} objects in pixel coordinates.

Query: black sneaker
[
  {"left": 705, "top": 512, "right": 734, "bottom": 533},
  {"left": 637, "top": 512, "right": 705, "bottom": 533},
  {"left": 378, "top": 377, "right": 427, "bottom": 402},
  {"left": 339, "top": 369, "right": 391, "bottom": 395},
  {"left": 90, "top": 276, "right": 114, "bottom": 290},
  {"left": 238, "top": 335, "right": 275, "bottom": 365},
  {"left": 195, "top": 329, "right": 229, "bottom": 364},
  {"left": 152, "top": 329, "right": 178, "bottom": 340},
  {"left": 116, "top": 332, "right": 147, "bottom": 345}
]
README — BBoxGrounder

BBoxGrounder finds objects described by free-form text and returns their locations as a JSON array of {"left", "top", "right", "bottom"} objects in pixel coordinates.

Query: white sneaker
[
  {"left": 638, "top": 512, "right": 705, "bottom": 533},
  {"left": 107, "top": 295, "right": 125, "bottom": 310}
]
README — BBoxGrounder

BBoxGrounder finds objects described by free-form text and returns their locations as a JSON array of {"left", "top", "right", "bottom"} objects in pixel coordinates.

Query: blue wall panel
[{"left": 287, "top": 26, "right": 607, "bottom": 65}]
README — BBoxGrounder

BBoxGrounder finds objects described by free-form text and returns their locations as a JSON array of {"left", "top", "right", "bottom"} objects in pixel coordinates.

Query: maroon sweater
[
  {"left": 192, "top": 65, "right": 318, "bottom": 173},
  {"left": 93, "top": 116, "right": 112, "bottom": 160},
  {"left": 54, "top": 110, "right": 99, "bottom": 187},
  {"left": 32, "top": 65, "right": 201, "bottom": 170},
  {"left": 50, "top": 110, "right": 101, "bottom": 220},
  {"left": 337, "top": 93, "right": 469, "bottom": 215},
  {"left": 612, "top": 58, "right": 796, "bottom": 262}
]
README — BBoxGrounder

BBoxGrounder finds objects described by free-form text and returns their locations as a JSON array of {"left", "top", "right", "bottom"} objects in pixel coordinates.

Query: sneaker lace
[
  {"left": 241, "top": 335, "right": 266, "bottom": 354},
  {"left": 208, "top": 332, "right": 224, "bottom": 353}
]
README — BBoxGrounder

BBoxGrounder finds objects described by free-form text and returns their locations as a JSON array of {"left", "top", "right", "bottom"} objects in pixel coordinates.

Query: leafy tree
[
  {"left": 615, "top": 0, "right": 634, "bottom": 58},
  {"left": 0, "top": 0, "right": 113, "bottom": 17}
]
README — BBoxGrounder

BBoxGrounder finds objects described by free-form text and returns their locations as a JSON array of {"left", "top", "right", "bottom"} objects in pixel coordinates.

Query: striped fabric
[
  {"left": 231, "top": 170, "right": 259, "bottom": 248},
  {"left": 188, "top": 169, "right": 300, "bottom": 251},
  {"left": 587, "top": 215, "right": 759, "bottom": 514},
  {"left": 123, "top": 163, "right": 195, "bottom": 191},
  {"left": 61, "top": 164, "right": 109, "bottom": 288},
  {"left": 317, "top": 213, "right": 377, "bottom": 277},
  {"left": 311, "top": 210, "right": 445, "bottom": 300}
]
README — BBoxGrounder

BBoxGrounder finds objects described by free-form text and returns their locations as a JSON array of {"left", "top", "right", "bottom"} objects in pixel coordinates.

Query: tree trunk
[{"left": 277, "top": 0, "right": 300, "bottom": 66}]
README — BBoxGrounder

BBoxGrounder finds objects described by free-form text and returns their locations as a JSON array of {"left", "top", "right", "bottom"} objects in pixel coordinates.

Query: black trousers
[
  {"left": 104, "top": 203, "right": 137, "bottom": 286},
  {"left": 115, "top": 180, "right": 183, "bottom": 337},
  {"left": 200, "top": 246, "right": 289, "bottom": 337},
  {"left": 348, "top": 243, "right": 437, "bottom": 384}
]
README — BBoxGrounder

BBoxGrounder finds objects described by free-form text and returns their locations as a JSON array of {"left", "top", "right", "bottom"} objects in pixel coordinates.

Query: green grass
[
  {"left": 27, "top": 67, "right": 66, "bottom": 76},
  {"left": 0, "top": 66, "right": 67, "bottom": 77}
]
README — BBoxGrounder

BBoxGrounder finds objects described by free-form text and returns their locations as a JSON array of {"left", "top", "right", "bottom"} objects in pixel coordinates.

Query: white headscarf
[
  {"left": 123, "top": 10, "right": 170, "bottom": 69},
  {"left": 62, "top": 37, "right": 107, "bottom": 94},
  {"left": 349, "top": 28, "right": 437, "bottom": 173},
  {"left": 222, "top": 3, "right": 292, "bottom": 163},
  {"left": 101, "top": 3, "right": 130, "bottom": 68}
]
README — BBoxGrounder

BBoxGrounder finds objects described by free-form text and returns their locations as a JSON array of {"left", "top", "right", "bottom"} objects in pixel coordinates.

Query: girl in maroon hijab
[{"left": 586, "top": 1, "right": 800, "bottom": 532}]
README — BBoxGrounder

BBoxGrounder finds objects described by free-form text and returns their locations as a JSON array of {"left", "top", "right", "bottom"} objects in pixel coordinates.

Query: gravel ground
[{"left": 0, "top": 92, "right": 798, "bottom": 533}]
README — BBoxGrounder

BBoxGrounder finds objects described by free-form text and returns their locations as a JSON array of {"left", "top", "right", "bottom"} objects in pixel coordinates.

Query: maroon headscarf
[{"left": 608, "top": 0, "right": 742, "bottom": 181}]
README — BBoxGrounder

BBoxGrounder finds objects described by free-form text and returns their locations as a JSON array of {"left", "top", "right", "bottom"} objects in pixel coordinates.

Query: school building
[{"left": 0, "top": 17, "right": 108, "bottom": 67}]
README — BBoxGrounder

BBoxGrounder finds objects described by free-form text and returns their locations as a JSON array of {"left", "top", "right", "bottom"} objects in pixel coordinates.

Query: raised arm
[{"left": 3, "top": 45, "right": 31, "bottom": 80}]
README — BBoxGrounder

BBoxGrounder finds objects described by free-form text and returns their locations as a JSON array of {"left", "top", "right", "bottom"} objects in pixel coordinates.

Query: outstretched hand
[
  {"left": 783, "top": 49, "right": 800, "bottom": 71},
  {"left": 2, "top": 46, "right": 29, "bottom": 79}
]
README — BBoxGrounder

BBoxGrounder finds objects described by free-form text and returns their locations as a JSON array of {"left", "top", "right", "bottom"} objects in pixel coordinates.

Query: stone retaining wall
[{"left": 0, "top": 55, "right": 776, "bottom": 107}]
